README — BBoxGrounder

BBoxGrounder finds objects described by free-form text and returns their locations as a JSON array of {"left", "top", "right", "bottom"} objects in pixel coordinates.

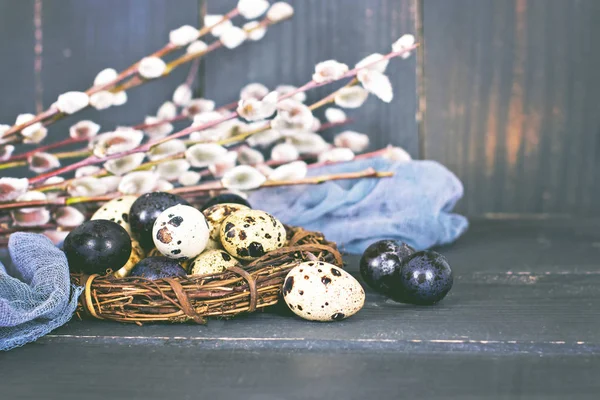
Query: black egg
[
  {"left": 201, "top": 193, "right": 251, "bottom": 211},
  {"left": 129, "top": 192, "right": 190, "bottom": 251},
  {"left": 393, "top": 251, "right": 453, "bottom": 305},
  {"left": 130, "top": 256, "right": 186, "bottom": 280},
  {"left": 63, "top": 220, "right": 132, "bottom": 275},
  {"left": 360, "top": 240, "right": 415, "bottom": 294}
]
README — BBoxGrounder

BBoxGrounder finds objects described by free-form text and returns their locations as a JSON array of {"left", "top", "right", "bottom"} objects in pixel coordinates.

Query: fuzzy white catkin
[
  {"left": 187, "top": 40, "right": 208, "bottom": 54},
  {"left": 138, "top": 57, "right": 166, "bottom": 79},
  {"left": 220, "top": 26, "right": 247, "bottom": 49},
  {"left": 238, "top": 0, "right": 269, "bottom": 19},
  {"left": 173, "top": 84, "right": 193, "bottom": 106},
  {"left": 56, "top": 91, "right": 89, "bottom": 114},
  {"left": 243, "top": 21, "right": 267, "bottom": 41},
  {"left": 169, "top": 25, "right": 200, "bottom": 46},
  {"left": 267, "top": 2, "right": 294, "bottom": 22},
  {"left": 178, "top": 171, "right": 201, "bottom": 186},
  {"left": 94, "top": 68, "right": 118, "bottom": 86}
]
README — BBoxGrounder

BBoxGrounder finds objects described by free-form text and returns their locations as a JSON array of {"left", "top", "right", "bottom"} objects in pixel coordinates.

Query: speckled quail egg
[
  {"left": 219, "top": 209, "right": 287, "bottom": 260},
  {"left": 283, "top": 261, "right": 365, "bottom": 322},
  {"left": 201, "top": 193, "right": 251, "bottom": 211},
  {"left": 91, "top": 195, "right": 137, "bottom": 235},
  {"left": 147, "top": 246, "right": 192, "bottom": 272},
  {"left": 152, "top": 204, "right": 210, "bottom": 261},
  {"left": 203, "top": 203, "right": 250, "bottom": 241},
  {"left": 114, "top": 239, "right": 145, "bottom": 278},
  {"left": 190, "top": 249, "right": 239, "bottom": 276}
]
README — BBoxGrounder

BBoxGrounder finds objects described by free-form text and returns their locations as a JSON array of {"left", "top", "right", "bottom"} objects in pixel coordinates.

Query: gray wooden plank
[
  {"left": 0, "top": 1, "right": 36, "bottom": 126},
  {"left": 2, "top": 345, "right": 599, "bottom": 400},
  {"left": 202, "top": 0, "right": 419, "bottom": 156},
  {"left": 422, "top": 0, "right": 600, "bottom": 215},
  {"left": 26, "top": 218, "right": 600, "bottom": 351}
]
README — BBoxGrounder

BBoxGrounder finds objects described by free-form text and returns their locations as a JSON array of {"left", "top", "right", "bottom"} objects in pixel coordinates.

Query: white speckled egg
[
  {"left": 205, "top": 237, "right": 222, "bottom": 251},
  {"left": 152, "top": 204, "right": 209, "bottom": 260},
  {"left": 190, "top": 249, "right": 239, "bottom": 276},
  {"left": 283, "top": 261, "right": 365, "bottom": 322},
  {"left": 91, "top": 195, "right": 137, "bottom": 235},
  {"left": 220, "top": 209, "right": 286, "bottom": 260},
  {"left": 202, "top": 203, "right": 250, "bottom": 240}
]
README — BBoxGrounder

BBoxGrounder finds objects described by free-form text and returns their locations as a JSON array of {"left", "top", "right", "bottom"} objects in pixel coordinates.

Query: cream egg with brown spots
[
  {"left": 282, "top": 261, "right": 365, "bottom": 322},
  {"left": 190, "top": 249, "right": 239, "bottom": 276},
  {"left": 91, "top": 195, "right": 137, "bottom": 235},
  {"left": 219, "top": 209, "right": 286, "bottom": 260},
  {"left": 152, "top": 204, "right": 209, "bottom": 260},
  {"left": 203, "top": 203, "right": 250, "bottom": 241}
]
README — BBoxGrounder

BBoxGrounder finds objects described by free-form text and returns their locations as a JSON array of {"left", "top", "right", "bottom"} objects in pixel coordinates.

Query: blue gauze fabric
[
  {"left": 249, "top": 157, "right": 468, "bottom": 254},
  {"left": 0, "top": 233, "right": 83, "bottom": 351}
]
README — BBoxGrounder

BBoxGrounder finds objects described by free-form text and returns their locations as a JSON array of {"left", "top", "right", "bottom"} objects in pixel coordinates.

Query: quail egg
[
  {"left": 64, "top": 220, "right": 132, "bottom": 275},
  {"left": 219, "top": 209, "right": 286, "bottom": 260},
  {"left": 189, "top": 249, "right": 239, "bottom": 276},
  {"left": 203, "top": 203, "right": 250, "bottom": 240},
  {"left": 392, "top": 251, "right": 453, "bottom": 305},
  {"left": 129, "top": 192, "right": 190, "bottom": 251},
  {"left": 359, "top": 240, "right": 415, "bottom": 295},
  {"left": 130, "top": 256, "right": 187, "bottom": 280},
  {"left": 147, "top": 246, "right": 192, "bottom": 272},
  {"left": 283, "top": 261, "right": 365, "bottom": 322},
  {"left": 114, "top": 239, "right": 145, "bottom": 278},
  {"left": 152, "top": 204, "right": 210, "bottom": 260},
  {"left": 201, "top": 193, "right": 251, "bottom": 211},
  {"left": 91, "top": 195, "right": 137, "bottom": 235}
]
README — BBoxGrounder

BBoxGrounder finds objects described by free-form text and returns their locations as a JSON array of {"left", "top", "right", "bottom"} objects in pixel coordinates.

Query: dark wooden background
[{"left": 1, "top": 0, "right": 599, "bottom": 217}]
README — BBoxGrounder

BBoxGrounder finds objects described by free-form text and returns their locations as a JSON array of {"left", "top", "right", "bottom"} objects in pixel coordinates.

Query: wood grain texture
[
  {"left": 4, "top": 218, "right": 600, "bottom": 398},
  {"left": 202, "top": 0, "right": 419, "bottom": 156},
  {"left": 23, "top": 218, "right": 600, "bottom": 350},
  {"left": 423, "top": 0, "right": 600, "bottom": 216},
  {"left": 2, "top": 346, "right": 599, "bottom": 400}
]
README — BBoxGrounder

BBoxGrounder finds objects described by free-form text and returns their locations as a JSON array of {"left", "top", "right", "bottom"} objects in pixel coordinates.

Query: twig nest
[
  {"left": 189, "top": 249, "right": 239, "bottom": 276},
  {"left": 152, "top": 204, "right": 210, "bottom": 261},
  {"left": 91, "top": 195, "right": 138, "bottom": 235},
  {"left": 220, "top": 209, "right": 286, "bottom": 260},
  {"left": 283, "top": 261, "right": 365, "bottom": 322},
  {"left": 203, "top": 203, "right": 250, "bottom": 240}
]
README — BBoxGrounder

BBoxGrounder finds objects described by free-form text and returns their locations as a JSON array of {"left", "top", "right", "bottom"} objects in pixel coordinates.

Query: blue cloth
[
  {"left": 0, "top": 233, "right": 83, "bottom": 351},
  {"left": 249, "top": 158, "right": 468, "bottom": 254}
]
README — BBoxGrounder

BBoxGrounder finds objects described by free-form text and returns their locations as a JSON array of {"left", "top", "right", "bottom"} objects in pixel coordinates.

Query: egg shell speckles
[
  {"left": 91, "top": 195, "right": 137, "bottom": 235},
  {"left": 152, "top": 204, "right": 209, "bottom": 260},
  {"left": 283, "top": 261, "right": 365, "bottom": 322},
  {"left": 190, "top": 249, "right": 239, "bottom": 276},
  {"left": 114, "top": 239, "right": 145, "bottom": 278},
  {"left": 219, "top": 209, "right": 286, "bottom": 260},
  {"left": 202, "top": 203, "right": 250, "bottom": 240}
]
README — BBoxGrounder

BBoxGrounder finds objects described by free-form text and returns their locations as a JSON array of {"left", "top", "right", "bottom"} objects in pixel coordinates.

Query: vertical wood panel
[
  {"left": 0, "top": 1, "right": 36, "bottom": 123},
  {"left": 423, "top": 0, "right": 600, "bottom": 215},
  {"left": 40, "top": 0, "right": 201, "bottom": 145},
  {"left": 202, "top": 0, "right": 419, "bottom": 156}
]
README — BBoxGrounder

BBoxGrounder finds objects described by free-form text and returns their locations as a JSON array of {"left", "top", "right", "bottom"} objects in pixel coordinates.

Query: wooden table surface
[{"left": 1, "top": 218, "right": 599, "bottom": 399}]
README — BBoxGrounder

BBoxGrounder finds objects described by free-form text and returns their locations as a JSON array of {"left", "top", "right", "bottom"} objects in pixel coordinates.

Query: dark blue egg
[
  {"left": 393, "top": 251, "right": 453, "bottom": 305},
  {"left": 359, "top": 240, "right": 415, "bottom": 294},
  {"left": 64, "top": 220, "right": 132, "bottom": 275},
  {"left": 201, "top": 193, "right": 251, "bottom": 211},
  {"left": 129, "top": 192, "right": 190, "bottom": 251},
  {"left": 130, "top": 256, "right": 187, "bottom": 280}
]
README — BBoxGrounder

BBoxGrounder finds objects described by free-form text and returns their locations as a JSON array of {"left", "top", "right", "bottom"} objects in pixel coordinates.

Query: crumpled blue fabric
[
  {"left": 249, "top": 157, "right": 468, "bottom": 254},
  {"left": 0, "top": 233, "right": 83, "bottom": 351}
]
